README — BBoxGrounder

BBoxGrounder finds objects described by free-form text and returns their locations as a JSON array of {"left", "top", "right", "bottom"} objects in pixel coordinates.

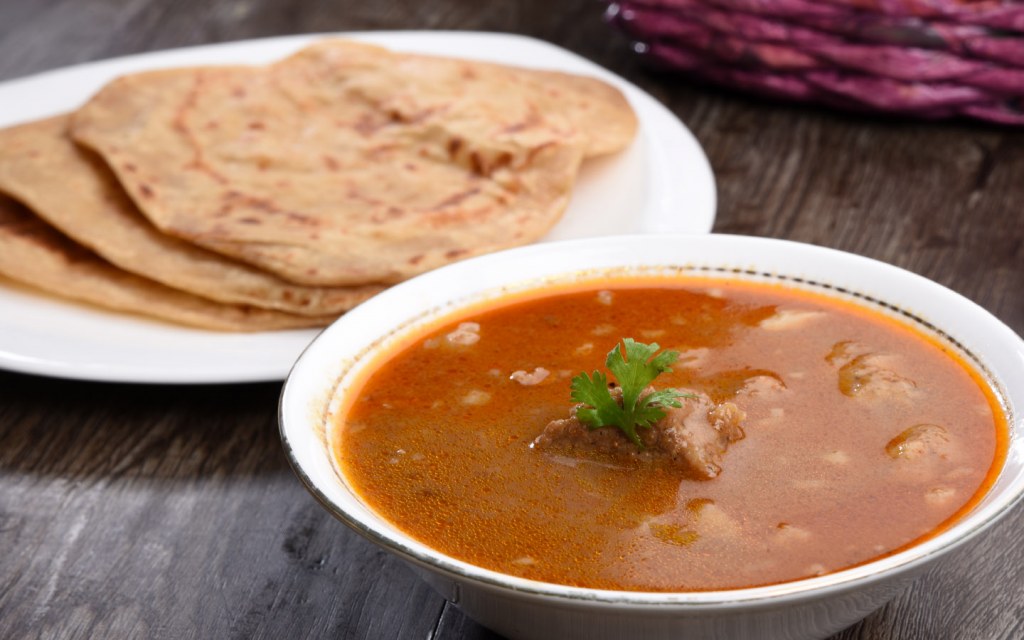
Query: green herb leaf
[{"left": 570, "top": 338, "right": 692, "bottom": 448}]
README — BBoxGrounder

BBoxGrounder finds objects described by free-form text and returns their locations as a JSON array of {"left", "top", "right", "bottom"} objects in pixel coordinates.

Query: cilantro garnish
[{"left": 570, "top": 339, "right": 692, "bottom": 448}]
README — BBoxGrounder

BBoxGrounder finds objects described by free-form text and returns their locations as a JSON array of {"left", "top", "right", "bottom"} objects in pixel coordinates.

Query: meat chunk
[
  {"left": 735, "top": 374, "right": 786, "bottom": 398},
  {"left": 446, "top": 322, "right": 480, "bottom": 345},
  {"left": 886, "top": 423, "right": 951, "bottom": 461},
  {"left": 759, "top": 308, "right": 825, "bottom": 331},
  {"left": 510, "top": 367, "right": 550, "bottom": 386},
  {"left": 533, "top": 409, "right": 640, "bottom": 459},
  {"left": 837, "top": 354, "right": 917, "bottom": 399},
  {"left": 885, "top": 423, "right": 963, "bottom": 483},
  {"left": 531, "top": 389, "right": 746, "bottom": 479},
  {"left": 659, "top": 398, "right": 745, "bottom": 478},
  {"left": 827, "top": 341, "right": 918, "bottom": 401}
]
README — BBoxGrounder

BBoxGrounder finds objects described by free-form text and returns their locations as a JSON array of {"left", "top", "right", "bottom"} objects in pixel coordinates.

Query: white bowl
[{"left": 279, "top": 234, "right": 1024, "bottom": 640}]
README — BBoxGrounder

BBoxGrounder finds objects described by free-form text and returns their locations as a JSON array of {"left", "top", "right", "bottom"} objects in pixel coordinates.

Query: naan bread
[
  {"left": 69, "top": 40, "right": 633, "bottom": 285},
  {"left": 0, "top": 196, "right": 333, "bottom": 332},
  {"left": 0, "top": 116, "right": 382, "bottom": 315}
]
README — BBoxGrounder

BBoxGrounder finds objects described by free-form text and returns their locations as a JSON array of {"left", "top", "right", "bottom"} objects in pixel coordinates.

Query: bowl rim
[{"left": 279, "top": 233, "right": 1024, "bottom": 609}]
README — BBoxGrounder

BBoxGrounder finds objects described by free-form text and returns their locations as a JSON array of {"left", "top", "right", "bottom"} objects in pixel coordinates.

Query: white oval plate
[{"left": 0, "top": 31, "right": 716, "bottom": 384}]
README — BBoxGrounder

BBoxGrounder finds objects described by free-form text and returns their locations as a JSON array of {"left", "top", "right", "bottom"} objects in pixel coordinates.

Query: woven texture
[{"left": 606, "top": 0, "right": 1024, "bottom": 124}]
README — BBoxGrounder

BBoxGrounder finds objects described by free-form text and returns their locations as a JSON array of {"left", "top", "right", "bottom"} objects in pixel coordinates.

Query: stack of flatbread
[{"left": 0, "top": 40, "right": 637, "bottom": 331}]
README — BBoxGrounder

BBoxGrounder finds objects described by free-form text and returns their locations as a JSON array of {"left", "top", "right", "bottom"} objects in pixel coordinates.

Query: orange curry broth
[{"left": 331, "top": 276, "right": 1009, "bottom": 592}]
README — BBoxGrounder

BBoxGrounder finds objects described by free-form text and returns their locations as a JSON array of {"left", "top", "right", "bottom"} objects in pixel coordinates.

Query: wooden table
[{"left": 1, "top": 1, "right": 1021, "bottom": 638}]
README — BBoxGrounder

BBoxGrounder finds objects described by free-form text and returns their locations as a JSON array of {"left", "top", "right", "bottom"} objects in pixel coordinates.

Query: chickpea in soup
[{"left": 333, "top": 277, "right": 1007, "bottom": 592}]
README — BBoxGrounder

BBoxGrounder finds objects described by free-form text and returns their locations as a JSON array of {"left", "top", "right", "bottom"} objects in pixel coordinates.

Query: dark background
[{"left": 1, "top": 1, "right": 1022, "bottom": 638}]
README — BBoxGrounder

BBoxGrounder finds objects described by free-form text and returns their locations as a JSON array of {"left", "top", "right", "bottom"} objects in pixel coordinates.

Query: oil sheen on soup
[{"left": 334, "top": 277, "right": 1006, "bottom": 592}]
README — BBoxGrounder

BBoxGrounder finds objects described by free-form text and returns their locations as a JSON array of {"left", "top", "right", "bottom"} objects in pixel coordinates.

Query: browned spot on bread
[
  {"left": 502, "top": 110, "right": 542, "bottom": 134},
  {"left": 432, "top": 187, "right": 481, "bottom": 211},
  {"left": 345, "top": 187, "right": 386, "bottom": 209},
  {"left": 492, "top": 152, "right": 513, "bottom": 172},
  {"left": 527, "top": 141, "right": 557, "bottom": 163},
  {"left": 447, "top": 137, "right": 463, "bottom": 157},
  {"left": 370, "top": 206, "right": 407, "bottom": 224},
  {"left": 469, "top": 152, "right": 484, "bottom": 175},
  {"left": 367, "top": 143, "right": 400, "bottom": 160},
  {"left": 354, "top": 114, "right": 384, "bottom": 136},
  {"left": 401, "top": 107, "right": 439, "bottom": 125},
  {"left": 424, "top": 204, "right": 496, "bottom": 229}
]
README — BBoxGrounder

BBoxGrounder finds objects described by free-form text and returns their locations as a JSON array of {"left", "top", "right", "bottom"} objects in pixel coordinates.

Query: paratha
[
  {"left": 277, "top": 39, "right": 637, "bottom": 159},
  {"left": 0, "top": 116, "right": 383, "bottom": 315},
  {"left": 69, "top": 41, "right": 633, "bottom": 285},
  {"left": 0, "top": 196, "right": 333, "bottom": 332}
]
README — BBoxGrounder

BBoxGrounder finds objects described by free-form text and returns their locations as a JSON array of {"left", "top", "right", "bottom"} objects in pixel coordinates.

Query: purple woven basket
[{"left": 606, "top": 0, "right": 1024, "bottom": 124}]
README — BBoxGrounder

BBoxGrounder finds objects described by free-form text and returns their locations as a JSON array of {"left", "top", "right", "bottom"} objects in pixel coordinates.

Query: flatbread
[
  {"left": 278, "top": 39, "right": 638, "bottom": 159},
  {"left": 69, "top": 42, "right": 609, "bottom": 285},
  {"left": 0, "top": 196, "right": 334, "bottom": 332},
  {"left": 0, "top": 116, "right": 383, "bottom": 315}
]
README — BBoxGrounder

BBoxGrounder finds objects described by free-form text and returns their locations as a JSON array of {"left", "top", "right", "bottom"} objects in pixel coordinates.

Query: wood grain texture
[{"left": 1, "top": 1, "right": 1022, "bottom": 639}]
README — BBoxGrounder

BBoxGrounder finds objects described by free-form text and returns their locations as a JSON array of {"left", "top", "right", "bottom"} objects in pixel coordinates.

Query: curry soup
[{"left": 332, "top": 277, "right": 1007, "bottom": 592}]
